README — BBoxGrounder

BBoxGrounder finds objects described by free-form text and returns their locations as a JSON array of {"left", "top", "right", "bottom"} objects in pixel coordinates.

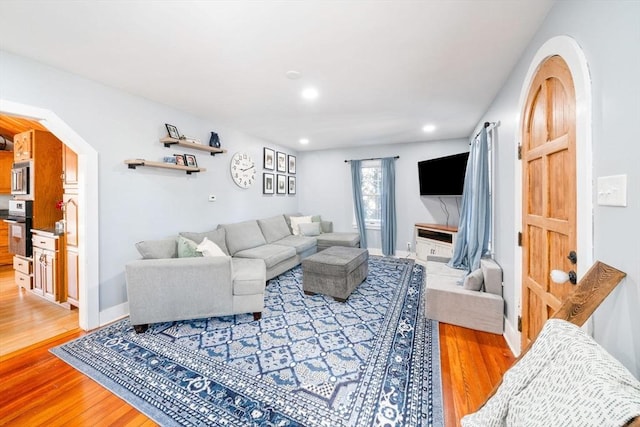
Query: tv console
[{"left": 415, "top": 223, "right": 458, "bottom": 261}]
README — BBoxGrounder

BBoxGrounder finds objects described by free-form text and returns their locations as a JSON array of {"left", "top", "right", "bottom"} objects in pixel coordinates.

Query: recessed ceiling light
[
  {"left": 286, "top": 70, "right": 301, "bottom": 80},
  {"left": 422, "top": 124, "right": 436, "bottom": 133},
  {"left": 299, "top": 138, "right": 310, "bottom": 145},
  {"left": 301, "top": 87, "right": 319, "bottom": 100}
]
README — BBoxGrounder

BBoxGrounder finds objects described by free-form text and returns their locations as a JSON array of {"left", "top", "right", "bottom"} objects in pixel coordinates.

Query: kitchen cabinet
[
  {"left": 0, "top": 151, "right": 12, "bottom": 193},
  {"left": 0, "top": 221, "right": 11, "bottom": 265},
  {"left": 63, "top": 193, "right": 79, "bottom": 307},
  {"left": 62, "top": 144, "right": 78, "bottom": 190},
  {"left": 32, "top": 230, "right": 65, "bottom": 303},
  {"left": 13, "top": 131, "right": 32, "bottom": 162},
  {"left": 13, "top": 255, "right": 32, "bottom": 290}
]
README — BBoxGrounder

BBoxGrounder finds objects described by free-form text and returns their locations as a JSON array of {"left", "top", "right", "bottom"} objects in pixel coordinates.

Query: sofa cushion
[
  {"left": 283, "top": 213, "right": 303, "bottom": 233},
  {"left": 220, "top": 220, "right": 267, "bottom": 255},
  {"left": 316, "top": 232, "right": 360, "bottom": 248},
  {"left": 179, "top": 228, "right": 229, "bottom": 256},
  {"left": 234, "top": 244, "right": 296, "bottom": 269},
  {"left": 257, "top": 215, "right": 292, "bottom": 243},
  {"left": 298, "top": 222, "right": 321, "bottom": 236},
  {"left": 135, "top": 238, "right": 178, "bottom": 259},
  {"left": 272, "top": 235, "right": 317, "bottom": 254},
  {"left": 196, "top": 237, "right": 227, "bottom": 257},
  {"left": 290, "top": 215, "right": 313, "bottom": 235},
  {"left": 463, "top": 268, "right": 484, "bottom": 291},
  {"left": 177, "top": 236, "right": 203, "bottom": 258}
]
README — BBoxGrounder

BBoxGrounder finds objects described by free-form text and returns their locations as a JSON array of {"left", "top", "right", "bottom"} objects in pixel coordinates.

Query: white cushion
[
  {"left": 196, "top": 237, "right": 227, "bottom": 257},
  {"left": 289, "top": 215, "right": 312, "bottom": 236}
]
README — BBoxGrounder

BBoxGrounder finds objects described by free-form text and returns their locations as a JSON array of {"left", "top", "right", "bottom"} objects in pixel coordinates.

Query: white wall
[
  {"left": 474, "top": 0, "right": 639, "bottom": 376},
  {"left": 0, "top": 50, "right": 298, "bottom": 314},
  {"left": 298, "top": 139, "right": 469, "bottom": 252}
]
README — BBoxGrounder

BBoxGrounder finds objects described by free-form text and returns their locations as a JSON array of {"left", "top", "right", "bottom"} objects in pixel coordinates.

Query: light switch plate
[{"left": 596, "top": 175, "right": 627, "bottom": 207}]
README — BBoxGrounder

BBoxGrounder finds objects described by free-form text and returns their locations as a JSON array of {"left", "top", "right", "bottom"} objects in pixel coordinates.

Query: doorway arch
[
  {"left": 513, "top": 36, "right": 593, "bottom": 353},
  {"left": 0, "top": 99, "right": 100, "bottom": 330}
]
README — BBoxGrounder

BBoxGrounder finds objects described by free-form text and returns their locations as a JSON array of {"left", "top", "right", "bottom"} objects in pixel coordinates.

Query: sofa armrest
[
  {"left": 125, "top": 256, "right": 233, "bottom": 325},
  {"left": 480, "top": 258, "right": 503, "bottom": 296}
]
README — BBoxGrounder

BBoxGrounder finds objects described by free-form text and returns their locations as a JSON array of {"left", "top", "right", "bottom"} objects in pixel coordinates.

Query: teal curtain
[
  {"left": 381, "top": 157, "right": 396, "bottom": 256},
  {"left": 350, "top": 160, "right": 367, "bottom": 249},
  {"left": 449, "top": 127, "right": 491, "bottom": 271}
]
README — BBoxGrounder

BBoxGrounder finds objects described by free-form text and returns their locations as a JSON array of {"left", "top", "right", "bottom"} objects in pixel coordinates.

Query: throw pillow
[
  {"left": 177, "top": 236, "right": 203, "bottom": 258},
  {"left": 179, "top": 228, "right": 229, "bottom": 255},
  {"left": 463, "top": 268, "right": 484, "bottom": 291},
  {"left": 135, "top": 238, "right": 178, "bottom": 259},
  {"left": 196, "top": 237, "right": 227, "bottom": 257},
  {"left": 298, "top": 222, "right": 321, "bottom": 236},
  {"left": 290, "top": 215, "right": 312, "bottom": 236}
]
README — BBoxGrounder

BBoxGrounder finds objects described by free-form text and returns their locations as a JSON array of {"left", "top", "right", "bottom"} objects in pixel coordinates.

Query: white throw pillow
[
  {"left": 289, "top": 215, "right": 312, "bottom": 236},
  {"left": 463, "top": 268, "right": 484, "bottom": 291},
  {"left": 196, "top": 237, "right": 227, "bottom": 257}
]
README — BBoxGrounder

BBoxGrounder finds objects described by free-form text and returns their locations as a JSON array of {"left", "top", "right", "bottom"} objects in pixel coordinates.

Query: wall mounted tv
[{"left": 418, "top": 152, "right": 469, "bottom": 196}]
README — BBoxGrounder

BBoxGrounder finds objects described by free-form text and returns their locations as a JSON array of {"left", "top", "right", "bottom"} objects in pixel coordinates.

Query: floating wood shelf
[
  {"left": 124, "top": 159, "right": 206, "bottom": 175},
  {"left": 160, "top": 137, "right": 227, "bottom": 156}
]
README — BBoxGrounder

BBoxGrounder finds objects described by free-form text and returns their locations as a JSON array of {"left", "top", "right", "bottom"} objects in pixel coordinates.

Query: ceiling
[{"left": 0, "top": 1, "right": 554, "bottom": 151}]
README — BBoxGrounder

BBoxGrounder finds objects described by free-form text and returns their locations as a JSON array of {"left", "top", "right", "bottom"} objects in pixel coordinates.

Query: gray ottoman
[{"left": 302, "top": 246, "right": 368, "bottom": 302}]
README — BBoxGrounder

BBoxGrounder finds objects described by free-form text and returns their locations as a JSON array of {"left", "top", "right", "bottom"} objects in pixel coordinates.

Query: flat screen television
[{"left": 418, "top": 152, "right": 469, "bottom": 196}]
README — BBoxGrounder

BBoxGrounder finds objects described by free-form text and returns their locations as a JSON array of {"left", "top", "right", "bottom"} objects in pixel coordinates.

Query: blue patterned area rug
[{"left": 52, "top": 256, "right": 443, "bottom": 426}]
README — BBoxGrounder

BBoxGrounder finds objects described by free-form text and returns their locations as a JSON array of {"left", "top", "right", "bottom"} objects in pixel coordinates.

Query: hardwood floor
[
  {"left": 0, "top": 265, "right": 79, "bottom": 359},
  {"left": 0, "top": 266, "right": 514, "bottom": 426}
]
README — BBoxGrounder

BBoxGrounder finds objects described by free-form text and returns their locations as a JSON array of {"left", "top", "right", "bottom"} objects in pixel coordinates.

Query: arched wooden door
[{"left": 521, "top": 55, "right": 577, "bottom": 350}]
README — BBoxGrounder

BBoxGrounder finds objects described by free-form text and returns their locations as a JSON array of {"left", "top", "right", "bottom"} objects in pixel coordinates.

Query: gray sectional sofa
[{"left": 125, "top": 214, "right": 360, "bottom": 331}]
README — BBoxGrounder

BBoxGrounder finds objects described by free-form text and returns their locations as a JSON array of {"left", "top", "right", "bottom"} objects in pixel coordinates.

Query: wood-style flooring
[{"left": 0, "top": 265, "right": 514, "bottom": 426}]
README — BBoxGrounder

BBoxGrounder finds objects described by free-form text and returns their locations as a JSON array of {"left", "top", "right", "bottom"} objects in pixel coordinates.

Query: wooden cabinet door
[
  {"left": 63, "top": 193, "right": 78, "bottom": 247},
  {"left": 62, "top": 145, "right": 78, "bottom": 189},
  {"left": 13, "top": 131, "right": 33, "bottom": 162},
  {"left": 32, "top": 247, "right": 45, "bottom": 296},
  {"left": 42, "top": 250, "right": 57, "bottom": 301},
  {"left": 66, "top": 249, "right": 79, "bottom": 306},
  {"left": 0, "top": 151, "right": 12, "bottom": 193}
]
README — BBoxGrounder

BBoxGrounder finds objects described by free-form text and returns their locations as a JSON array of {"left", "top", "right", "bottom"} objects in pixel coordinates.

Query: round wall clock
[{"left": 230, "top": 152, "right": 256, "bottom": 189}]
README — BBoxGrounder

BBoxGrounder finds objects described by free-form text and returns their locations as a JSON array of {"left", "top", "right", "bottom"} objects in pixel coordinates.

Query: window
[{"left": 357, "top": 160, "right": 382, "bottom": 229}]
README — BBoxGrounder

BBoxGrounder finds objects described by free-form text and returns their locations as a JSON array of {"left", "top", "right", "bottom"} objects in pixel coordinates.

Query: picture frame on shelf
[
  {"left": 288, "top": 155, "right": 296, "bottom": 174},
  {"left": 184, "top": 154, "right": 197, "bottom": 167},
  {"left": 276, "top": 174, "right": 286, "bottom": 194},
  {"left": 174, "top": 154, "right": 186, "bottom": 166},
  {"left": 263, "top": 173, "right": 274, "bottom": 194},
  {"left": 165, "top": 123, "right": 180, "bottom": 139},
  {"left": 276, "top": 151, "right": 286, "bottom": 172},
  {"left": 209, "top": 132, "right": 221, "bottom": 148},
  {"left": 264, "top": 147, "right": 275, "bottom": 170},
  {"left": 288, "top": 176, "right": 296, "bottom": 194}
]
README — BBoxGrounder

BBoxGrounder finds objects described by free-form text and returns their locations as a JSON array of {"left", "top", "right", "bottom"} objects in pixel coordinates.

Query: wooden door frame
[
  {"left": 511, "top": 36, "right": 593, "bottom": 355},
  {"left": 0, "top": 99, "right": 100, "bottom": 331}
]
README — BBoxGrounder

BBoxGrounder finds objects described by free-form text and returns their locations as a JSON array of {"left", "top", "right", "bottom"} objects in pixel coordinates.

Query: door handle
[
  {"left": 567, "top": 250, "right": 577, "bottom": 265},
  {"left": 551, "top": 269, "right": 577, "bottom": 285}
]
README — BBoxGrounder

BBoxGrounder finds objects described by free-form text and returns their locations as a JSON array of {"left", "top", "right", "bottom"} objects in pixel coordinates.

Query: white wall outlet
[
  {"left": 208, "top": 194, "right": 217, "bottom": 202},
  {"left": 597, "top": 175, "right": 627, "bottom": 207}
]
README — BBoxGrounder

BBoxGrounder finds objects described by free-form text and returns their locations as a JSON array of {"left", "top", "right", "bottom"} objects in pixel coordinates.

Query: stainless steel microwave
[{"left": 11, "top": 161, "right": 33, "bottom": 198}]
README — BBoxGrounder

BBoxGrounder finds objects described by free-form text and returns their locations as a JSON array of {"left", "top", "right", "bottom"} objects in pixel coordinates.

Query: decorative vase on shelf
[{"left": 209, "top": 132, "right": 221, "bottom": 148}]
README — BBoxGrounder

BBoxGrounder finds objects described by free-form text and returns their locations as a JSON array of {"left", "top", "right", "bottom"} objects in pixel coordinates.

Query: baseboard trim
[
  {"left": 99, "top": 302, "right": 129, "bottom": 327},
  {"left": 503, "top": 316, "right": 521, "bottom": 357}
]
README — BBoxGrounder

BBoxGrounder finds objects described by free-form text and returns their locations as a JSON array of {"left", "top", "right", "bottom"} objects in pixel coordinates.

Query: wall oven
[
  {"left": 11, "top": 161, "right": 33, "bottom": 199},
  {"left": 4, "top": 200, "right": 33, "bottom": 258}
]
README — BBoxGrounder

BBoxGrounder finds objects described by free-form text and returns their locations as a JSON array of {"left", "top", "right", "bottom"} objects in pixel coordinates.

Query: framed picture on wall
[
  {"left": 173, "top": 154, "right": 186, "bottom": 166},
  {"left": 276, "top": 152, "right": 287, "bottom": 172},
  {"left": 288, "top": 155, "right": 296, "bottom": 174},
  {"left": 263, "top": 147, "right": 275, "bottom": 170},
  {"left": 288, "top": 176, "right": 296, "bottom": 194},
  {"left": 165, "top": 123, "right": 180, "bottom": 139},
  {"left": 276, "top": 174, "right": 286, "bottom": 194},
  {"left": 263, "top": 173, "right": 274, "bottom": 194}
]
